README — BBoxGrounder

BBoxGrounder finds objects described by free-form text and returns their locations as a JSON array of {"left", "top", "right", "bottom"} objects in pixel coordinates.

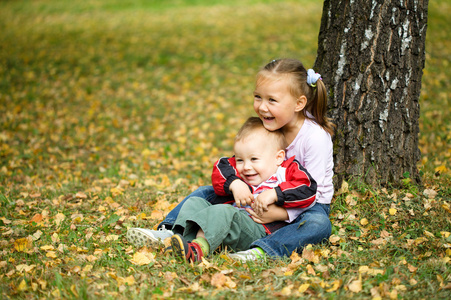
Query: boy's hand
[
  {"left": 229, "top": 179, "right": 254, "bottom": 208},
  {"left": 246, "top": 204, "right": 288, "bottom": 224},
  {"left": 252, "top": 189, "right": 277, "bottom": 215}
]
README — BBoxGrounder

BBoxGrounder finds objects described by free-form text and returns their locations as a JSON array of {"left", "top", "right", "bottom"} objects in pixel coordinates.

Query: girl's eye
[
  {"left": 251, "top": 158, "right": 259, "bottom": 161},
  {"left": 269, "top": 98, "right": 277, "bottom": 102},
  {"left": 254, "top": 95, "right": 262, "bottom": 100}
]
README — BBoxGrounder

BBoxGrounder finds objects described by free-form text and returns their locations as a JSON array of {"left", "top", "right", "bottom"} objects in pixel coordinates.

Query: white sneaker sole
[{"left": 126, "top": 228, "right": 162, "bottom": 247}]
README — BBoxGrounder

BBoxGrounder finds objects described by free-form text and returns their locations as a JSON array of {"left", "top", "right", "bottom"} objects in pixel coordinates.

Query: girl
[{"left": 127, "top": 58, "right": 334, "bottom": 261}]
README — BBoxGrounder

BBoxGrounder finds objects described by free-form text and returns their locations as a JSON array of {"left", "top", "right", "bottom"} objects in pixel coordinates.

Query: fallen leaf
[
  {"left": 30, "top": 214, "right": 43, "bottom": 223},
  {"left": 348, "top": 277, "right": 362, "bottom": 293},
  {"left": 423, "top": 189, "right": 437, "bottom": 199},
  {"left": 129, "top": 251, "right": 155, "bottom": 266},
  {"left": 17, "top": 279, "right": 27, "bottom": 292},
  {"left": 298, "top": 283, "right": 310, "bottom": 293},
  {"left": 326, "top": 280, "right": 341, "bottom": 292},
  {"left": 14, "top": 237, "right": 33, "bottom": 252},
  {"left": 211, "top": 272, "right": 236, "bottom": 289},
  {"left": 75, "top": 192, "right": 88, "bottom": 199},
  {"left": 16, "top": 264, "right": 36, "bottom": 273},
  {"left": 46, "top": 251, "right": 57, "bottom": 258}
]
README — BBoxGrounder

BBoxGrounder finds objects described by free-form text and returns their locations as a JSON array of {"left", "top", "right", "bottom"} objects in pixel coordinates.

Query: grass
[{"left": 0, "top": 0, "right": 450, "bottom": 298}]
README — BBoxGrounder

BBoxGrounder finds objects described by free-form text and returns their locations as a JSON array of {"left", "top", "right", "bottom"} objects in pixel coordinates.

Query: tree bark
[{"left": 314, "top": 0, "right": 428, "bottom": 187}]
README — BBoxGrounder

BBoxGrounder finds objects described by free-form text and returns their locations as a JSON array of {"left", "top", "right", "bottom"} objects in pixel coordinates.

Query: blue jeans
[
  {"left": 251, "top": 202, "right": 331, "bottom": 257},
  {"left": 158, "top": 186, "right": 331, "bottom": 258}
]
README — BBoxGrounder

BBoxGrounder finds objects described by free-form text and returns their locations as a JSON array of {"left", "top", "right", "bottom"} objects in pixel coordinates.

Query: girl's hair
[
  {"left": 235, "top": 117, "right": 287, "bottom": 150},
  {"left": 257, "top": 58, "right": 335, "bottom": 136}
]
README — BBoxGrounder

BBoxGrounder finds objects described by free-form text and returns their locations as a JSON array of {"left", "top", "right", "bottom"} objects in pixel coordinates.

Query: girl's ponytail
[{"left": 306, "top": 77, "right": 335, "bottom": 136}]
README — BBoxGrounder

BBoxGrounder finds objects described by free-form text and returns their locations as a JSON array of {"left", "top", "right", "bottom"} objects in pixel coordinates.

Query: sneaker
[
  {"left": 228, "top": 248, "right": 266, "bottom": 262},
  {"left": 170, "top": 234, "right": 204, "bottom": 262},
  {"left": 126, "top": 226, "right": 174, "bottom": 247}
]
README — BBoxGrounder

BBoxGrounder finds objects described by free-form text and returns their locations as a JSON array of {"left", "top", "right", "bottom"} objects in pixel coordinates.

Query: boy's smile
[{"left": 233, "top": 128, "right": 284, "bottom": 186}]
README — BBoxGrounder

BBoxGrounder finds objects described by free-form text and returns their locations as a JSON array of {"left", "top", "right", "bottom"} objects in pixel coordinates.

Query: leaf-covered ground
[{"left": 1, "top": 0, "right": 450, "bottom": 299}]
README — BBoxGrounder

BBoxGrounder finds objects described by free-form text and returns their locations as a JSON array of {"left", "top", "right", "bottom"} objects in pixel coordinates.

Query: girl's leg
[{"left": 249, "top": 203, "right": 331, "bottom": 258}]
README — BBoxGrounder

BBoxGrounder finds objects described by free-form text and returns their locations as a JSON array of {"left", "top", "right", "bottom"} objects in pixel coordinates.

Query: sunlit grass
[{"left": 0, "top": 0, "right": 450, "bottom": 299}]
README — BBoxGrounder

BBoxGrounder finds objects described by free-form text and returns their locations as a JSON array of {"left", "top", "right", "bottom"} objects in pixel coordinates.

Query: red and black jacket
[{"left": 211, "top": 156, "right": 317, "bottom": 233}]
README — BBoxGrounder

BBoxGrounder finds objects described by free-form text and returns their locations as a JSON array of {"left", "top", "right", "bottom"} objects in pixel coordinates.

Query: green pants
[{"left": 172, "top": 196, "right": 267, "bottom": 255}]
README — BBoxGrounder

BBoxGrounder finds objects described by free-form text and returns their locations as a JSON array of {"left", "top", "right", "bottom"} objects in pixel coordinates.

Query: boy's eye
[
  {"left": 254, "top": 95, "right": 262, "bottom": 100},
  {"left": 251, "top": 158, "right": 259, "bottom": 161},
  {"left": 269, "top": 98, "right": 277, "bottom": 102}
]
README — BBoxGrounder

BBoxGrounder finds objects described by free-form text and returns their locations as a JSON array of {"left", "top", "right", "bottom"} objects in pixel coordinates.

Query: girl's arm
[
  {"left": 274, "top": 157, "right": 317, "bottom": 209},
  {"left": 246, "top": 204, "right": 288, "bottom": 224},
  {"left": 252, "top": 157, "right": 317, "bottom": 214}
]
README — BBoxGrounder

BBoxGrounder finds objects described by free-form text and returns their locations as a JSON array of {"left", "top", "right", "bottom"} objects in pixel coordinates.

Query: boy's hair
[
  {"left": 235, "top": 117, "right": 287, "bottom": 150},
  {"left": 257, "top": 58, "right": 335, "bottom": 136}
]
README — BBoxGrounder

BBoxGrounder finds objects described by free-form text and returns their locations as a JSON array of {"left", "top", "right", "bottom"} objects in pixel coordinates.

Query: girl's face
[{"left": 253, "top": 75, "right": 304, "bottom": 132}]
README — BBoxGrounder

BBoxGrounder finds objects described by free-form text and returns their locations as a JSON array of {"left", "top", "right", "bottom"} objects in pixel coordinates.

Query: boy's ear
[
  {"left": 276, "top": 150, "right": 285, "bottom": 165},
  {"left": 295, "top": 95, "right": 307, "bottom": 112}
]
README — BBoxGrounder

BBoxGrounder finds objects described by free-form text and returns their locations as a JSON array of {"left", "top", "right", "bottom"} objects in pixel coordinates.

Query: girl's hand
[
  {"left": 229, "top": 179, "right": 254, "bottom": 208},
  {"left": 246, "top": 204, "right": 288, "bottom": 224},
  {"left": 252, "top": 189, "right": 277, "bottom": 215}
]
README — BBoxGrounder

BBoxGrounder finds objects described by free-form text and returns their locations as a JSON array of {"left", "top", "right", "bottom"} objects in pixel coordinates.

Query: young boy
[{"left": 168, "top": 117, "right": 317, "bottom": 262}]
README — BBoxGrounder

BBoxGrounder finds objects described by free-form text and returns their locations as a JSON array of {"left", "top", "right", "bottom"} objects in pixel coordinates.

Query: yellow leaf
[
  {"left": 306, "top": 264, "right": 316, "bottom": 276},
  {"left": 116, "top": 275, "right": 135, "bottom": 286},
  {"left": 329, "top": 235, "right": 341, "bottom": 244},
  {"left": 389, "top": 208, "right": 397, "bottom": 215},
  {"left": 280, "top": 284, "right": 293, "bottom": 296},
  {"left": 105, "top": 234, "right": 119, "bottom": 241},
  {"left": 16, "top": 264, "right": 36, "bottom": 273},
  {"left": 360, "top": 218, "right": 369, "bottom": 226},
  {"left": 348, "top": 277, "right": 362, "bottom": 293},
  {"left": 70, "top": 285, "right": 79, "bottom": 298},
  {"left": 129, "top": 251, "right": 155, "bottom": 266},
  {"left": 17, "top": 279, "right": 27, "bottom": 292},
  {"left": 434, "top": 165, "right": 447, "bottom": 174},
  {"left": 40, "top": 245, "right": 55, "bottom": 251},
  {"left": 424, "top": 230, "right": 435, "bottom": 238},
  {"left": 326, "top": 280, "right": 341, "bottom": 292},
  {"left": 14, "top": 237, "right": 33, "bottom": 252},
  {"left": 54, "top": 213, "right": 66, "bottom": 226},
  {"left": 46, "top": 251, "right": 57, "bottom": 258},
  {"left": 298, "top": 283, "right": 310, "bottom": 293}
]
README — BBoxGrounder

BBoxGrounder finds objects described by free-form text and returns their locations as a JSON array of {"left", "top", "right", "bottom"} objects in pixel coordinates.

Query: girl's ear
[
  {"left": 295, "top": 95, "right": 307, "bottom": 112},
  {"left": 276, "top": 150, "right": 285, "bottom": 165}
]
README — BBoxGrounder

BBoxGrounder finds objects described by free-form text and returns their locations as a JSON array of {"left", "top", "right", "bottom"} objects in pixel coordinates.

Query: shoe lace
[{"left": 159, "top": 225, "right": 169, "bottom": 232}]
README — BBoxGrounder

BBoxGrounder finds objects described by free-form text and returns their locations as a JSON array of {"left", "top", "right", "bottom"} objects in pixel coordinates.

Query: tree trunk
[{"left": 314, "top": 0, "right": 428, "bottom": 187}]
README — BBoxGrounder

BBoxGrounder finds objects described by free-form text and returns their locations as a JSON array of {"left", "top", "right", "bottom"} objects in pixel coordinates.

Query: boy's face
[{"left": 234, "top": 130, "right": 284, "bottom": 186}]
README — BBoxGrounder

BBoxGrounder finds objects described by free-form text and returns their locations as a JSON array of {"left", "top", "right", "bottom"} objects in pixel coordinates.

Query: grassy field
[{"left": 0, "top": 0, "right": 450, "bottom": 298}]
